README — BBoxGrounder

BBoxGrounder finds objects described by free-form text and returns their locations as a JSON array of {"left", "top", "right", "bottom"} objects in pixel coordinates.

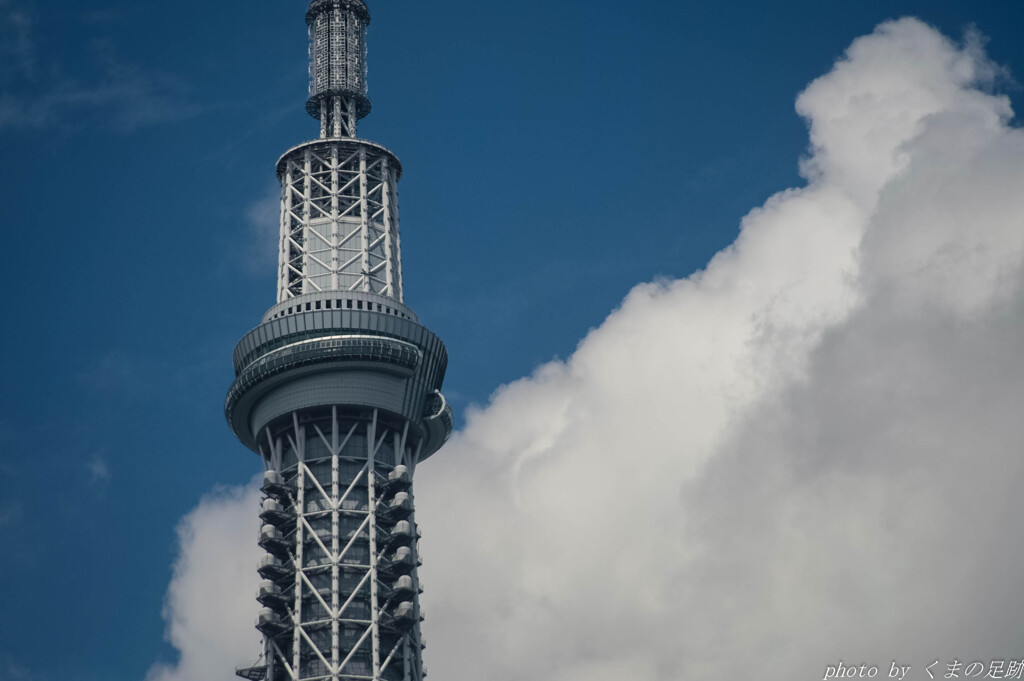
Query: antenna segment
[{"left": 306, "top": 0, "right": 371, "bottom": 139}]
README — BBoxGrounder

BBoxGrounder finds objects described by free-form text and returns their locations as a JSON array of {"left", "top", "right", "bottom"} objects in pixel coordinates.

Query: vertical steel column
[
  {"left": 346, "top": 98, "right": 357, "bottom": 139},
  {"left": 330, "top": 145, "right": 340, "bottom": 291},
  {"left": 333, "top": 97, "right": 343, "bottom": 138},
  {"left": 366, "top": 411, "right": 382, "bottom": 680},
  {"left": 330, "top": 408, "right": 340, "bottom": 679},
  {"left": 302, "top": 150, "right": 313, "bottom": 296},
  {"left": 390, "top": 169, "right": 403, "bottom": 303},
  {"left": 279, "top": 164, "right": 294, "bottom": 303},
  {"left": 292, "top": 414, "right": 306, "bottom": 678},
  {"left": 381, "top": 157, "right": 395, "bottom": 298},
  {"left": 358, "top": 147, "right": 370, "bottom": 293}
]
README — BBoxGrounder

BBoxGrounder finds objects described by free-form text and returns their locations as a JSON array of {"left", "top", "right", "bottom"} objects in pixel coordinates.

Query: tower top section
[
  {"left": 306, "top": 0, "right": 371, "bottom": 139},
  {"left": 271, "top": 0, "right": 405, "bottom": 304}
]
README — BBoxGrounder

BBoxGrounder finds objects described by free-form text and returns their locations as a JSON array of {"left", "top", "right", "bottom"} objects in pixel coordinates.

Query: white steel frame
[
  {"left": 277, "top": 142, "right": 402, "bottom": 304},
  {"left": 257, "top": 407, "right": 425, "bottom": 681},
  {"left": 320, "top": 96, "right": 360, "bottom": 140}
]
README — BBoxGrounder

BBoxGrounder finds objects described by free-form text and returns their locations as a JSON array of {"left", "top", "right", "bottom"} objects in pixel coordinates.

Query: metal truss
[
  {"left": 277, "top": 142, "right": 403, "bottom": 305},
  {"left": 318, "top": 96, "right": 361, "bottom": 140},
  {"left": 243, "top": 407, "right": 426, "bottom": 681}
]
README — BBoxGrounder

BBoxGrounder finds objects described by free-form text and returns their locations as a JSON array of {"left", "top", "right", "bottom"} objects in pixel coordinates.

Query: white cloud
[
  {"left": 151, "top": 17, "right": 1024, "bottom": 681},
  {"left": 421, "top": 18, "right": 1024, "bottom": 680},
  {"left": 146, "top": 482, "right": 263, "bottom": 681}
]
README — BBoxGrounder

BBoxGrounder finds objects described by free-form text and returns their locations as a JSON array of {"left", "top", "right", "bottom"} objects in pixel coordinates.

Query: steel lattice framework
[
  {"left": 252, "top": 408, "right": 427, "bottom": 681},
  {"left": 227, "top": 3, "right": 452, "bottom": 681},
  {"left": 276, "top": 140, "right": 403, "bottom": 303}
]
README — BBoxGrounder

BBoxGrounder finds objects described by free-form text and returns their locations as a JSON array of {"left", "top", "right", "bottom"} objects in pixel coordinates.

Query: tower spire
[{"left": 306, "top": 0, "right": 372, "bottom": 139}]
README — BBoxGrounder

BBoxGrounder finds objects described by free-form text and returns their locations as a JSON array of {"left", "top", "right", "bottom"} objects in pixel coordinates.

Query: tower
[{"left": 226, "top": 2, "right": 452, "bottom": 680}]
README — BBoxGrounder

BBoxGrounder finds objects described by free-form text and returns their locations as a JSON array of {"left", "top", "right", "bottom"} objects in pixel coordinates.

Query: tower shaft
[{"left": 228, "top": 3, "right": 451, "bottom": 680}]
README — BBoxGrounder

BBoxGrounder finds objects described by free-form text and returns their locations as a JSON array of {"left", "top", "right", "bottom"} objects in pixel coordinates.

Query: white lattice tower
[{"left": 226, "top": 3, "right": 452, "bottom": 680}]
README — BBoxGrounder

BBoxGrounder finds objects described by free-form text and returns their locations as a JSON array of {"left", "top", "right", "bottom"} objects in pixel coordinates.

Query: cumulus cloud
[
  {"left": 146, "top": 483, "right": 263, "bottom": 681},
  {"left": 422, "top": 18, "right": 1024, "bottom": 680},
  {"left": 152, "top": 17, "right": 1024, "bottom": 681}
]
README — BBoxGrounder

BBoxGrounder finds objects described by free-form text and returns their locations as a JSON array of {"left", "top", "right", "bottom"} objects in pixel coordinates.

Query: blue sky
[{"left": 2, "top": 1, "right": 1024, "bottom": 680}]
